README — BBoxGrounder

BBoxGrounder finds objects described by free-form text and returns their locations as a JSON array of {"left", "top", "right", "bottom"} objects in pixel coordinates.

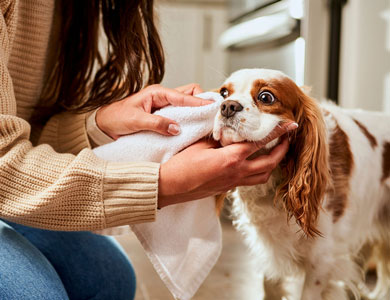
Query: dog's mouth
[
  {"left": 217, "top": 122, "right": 286, "bottom": 148},
  {"left": 218, "top": 126, "right": 243, "bottom": 146}
]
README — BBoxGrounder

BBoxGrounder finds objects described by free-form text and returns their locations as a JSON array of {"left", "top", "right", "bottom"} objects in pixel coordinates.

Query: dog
[{"left": 212, "top": 68, "right": 390, "bottom": 300}]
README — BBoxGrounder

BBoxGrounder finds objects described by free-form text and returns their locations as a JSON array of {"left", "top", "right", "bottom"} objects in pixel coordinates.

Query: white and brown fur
[{"left": 213, "top": 69, "right": 390, "bottom": 300}]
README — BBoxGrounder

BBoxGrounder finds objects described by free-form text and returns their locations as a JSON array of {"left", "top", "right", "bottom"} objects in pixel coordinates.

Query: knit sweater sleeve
[{"left": 0, "top": 3, "right": 159, "bottom": 230}]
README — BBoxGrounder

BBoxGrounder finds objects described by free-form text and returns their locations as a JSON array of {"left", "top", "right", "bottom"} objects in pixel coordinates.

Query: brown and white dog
[{"left": 213, "top": 69, "right": 390, "bottom": 300}]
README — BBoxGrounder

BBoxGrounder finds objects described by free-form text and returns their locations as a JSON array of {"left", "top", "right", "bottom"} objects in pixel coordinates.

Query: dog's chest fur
[{"left": 231, "top": 169, "right": 312, "bottom": 278}]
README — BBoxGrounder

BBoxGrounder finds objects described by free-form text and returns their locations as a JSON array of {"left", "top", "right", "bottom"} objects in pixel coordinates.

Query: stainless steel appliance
[
  {"left": 222, "top": 0, "right": 390, "bottom": 111},
  {"left": 228, "top": 0, "right": 281, "bottom": 20},
  {"left": 220, "top": 0, "right": 304, "bottom": 85},
  {"left": 220, "top": 0, "right": 331, "bottom": 101}
]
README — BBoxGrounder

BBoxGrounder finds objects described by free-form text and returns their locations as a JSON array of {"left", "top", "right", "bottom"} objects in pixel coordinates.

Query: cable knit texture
[{"left": 0, "top": 0, "right": 158, "bottom": 230}]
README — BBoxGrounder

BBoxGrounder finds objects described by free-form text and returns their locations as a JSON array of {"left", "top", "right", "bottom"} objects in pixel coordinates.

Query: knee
[
  {"left": 92, "top": 237, "right": 137, "bottom": 300},
  {"left": 0, "top": 221, "right": 68, "bottom": 300},
  {"left": 107, "top": 255, "right": 137, "bottom": 300}
]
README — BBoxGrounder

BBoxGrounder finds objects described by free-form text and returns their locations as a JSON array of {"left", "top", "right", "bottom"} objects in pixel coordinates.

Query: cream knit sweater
[{"left": 0, "top": 0, "right": 159, "bottom": 230}]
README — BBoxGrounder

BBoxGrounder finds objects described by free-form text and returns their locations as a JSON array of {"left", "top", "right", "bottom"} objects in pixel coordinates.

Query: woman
[{"left": 0, "top": 0, "right": 294, "bottom": 299}]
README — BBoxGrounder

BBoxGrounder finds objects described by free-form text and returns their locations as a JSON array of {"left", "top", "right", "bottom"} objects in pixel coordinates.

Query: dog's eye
[
  {"left": 220, "top": 88, "right": 229, "bottom": 98},
  {"left": 257, "top": 91, "right": 275, "bottom": 105}
]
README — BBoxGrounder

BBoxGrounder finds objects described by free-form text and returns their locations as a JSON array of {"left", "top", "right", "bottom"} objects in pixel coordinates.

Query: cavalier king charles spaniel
[{"left": 213, "top": 69, "right": 390, "bottom": 300}]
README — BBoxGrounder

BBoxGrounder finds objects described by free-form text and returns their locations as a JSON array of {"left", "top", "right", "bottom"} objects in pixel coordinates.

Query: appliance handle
[{"left": 219, "top": 11, "right": 297, "bottom": 49}]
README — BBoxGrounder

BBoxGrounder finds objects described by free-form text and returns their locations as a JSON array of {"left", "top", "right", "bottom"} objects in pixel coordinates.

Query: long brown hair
[{"left": 40, "top": 0, "right": 164, "bottom": 119}]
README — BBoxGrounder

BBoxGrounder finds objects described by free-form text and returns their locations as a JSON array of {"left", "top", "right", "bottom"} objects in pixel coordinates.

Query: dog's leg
[
  {"left": 368, "top": 196, "right": 390, "bottom": 299},
  {"left": 301, "top": 256, "right": 362, "bottom": 300},
  {"left": 263, "top": 277, "right": 285, "bottom": 300},
  {"left": 301, "top": 265, "right": 349, "bottom": 300},
  {"left": 355, "top": 242, "right": 374, "bottom": 298},
  {"left": 368, "top": 243, "right": 390, "bottom": 300},
  {"left": 263, "top": 275, "right": 304, "bottom": 300},
  {"left": 301, "top": 262, "right": 331, "bottom": 300},
  {"left": 300, "top": 234, "right": 335, "bottom": 300},
  {"left": 281, "top": 275, "right": 304, "bottom": 300}
]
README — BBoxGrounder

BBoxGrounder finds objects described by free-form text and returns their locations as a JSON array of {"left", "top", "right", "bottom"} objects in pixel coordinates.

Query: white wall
[
  {"left": 302, "top": 0, "right": 329, "bottom": 101},
  {"left": 339, "top": 0, "right": 390, "bottom": 112}
]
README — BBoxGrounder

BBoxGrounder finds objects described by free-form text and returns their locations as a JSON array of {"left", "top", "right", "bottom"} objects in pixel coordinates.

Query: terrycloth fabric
[{"left": 93, "top": 92, "right": 225, "bottom": 300}]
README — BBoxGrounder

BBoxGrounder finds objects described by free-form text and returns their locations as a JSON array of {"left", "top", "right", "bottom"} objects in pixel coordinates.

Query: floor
[
  {"left": 116, "top": 220, "right": 383, "bottom": 300},
  {"left": 116, "top": 219, "right": 263, "bottom": 300}
]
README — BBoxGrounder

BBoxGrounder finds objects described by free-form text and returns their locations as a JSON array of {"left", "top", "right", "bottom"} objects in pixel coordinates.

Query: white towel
[{"left": 93, "top": 92, "right": 224, "bottom": 300}]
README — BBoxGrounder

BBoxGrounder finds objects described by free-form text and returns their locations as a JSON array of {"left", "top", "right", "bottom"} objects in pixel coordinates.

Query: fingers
[
  {"left": 185, "top": 138, "right": 220, "bottom": 150},
  {"left": 192, "top": 85, "right": 204, "bottom": 95},
  {"left": 238, "top": 172, "right": 272, "bottom": 186},
  {"left": 244, "top": 136, "right": 290, "bottom": 175},
  {"left": 175, "top": 83, "right": 204, "bottom": 96},
  {"left": 218, "top": 132, "right": 291, "bottom": 188},
  {"left": 149, "top": 85, "right": 213, "bottom": 108},
  {"left": 254, "top": 122, "right": 298, "bottom": 148},
  {"left": 133, "top": 113, "right": 181, "bottom": 136},
  {"left": 235, "top": 143, "right": 285, "bottom": 186},
  {"left": 162, "top": 88, "right": 213, "bottom": 107},
  {"left": 222, "top": 121, "right": 298, "bottom": 158}
]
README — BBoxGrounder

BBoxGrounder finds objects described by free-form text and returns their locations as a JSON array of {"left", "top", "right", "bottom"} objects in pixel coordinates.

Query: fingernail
[
  {"left": 287, "top": 122, "right": 298, "bottom": 131},
  {"left": 168, "top": 124, "right": 181, "bottom": 135}
]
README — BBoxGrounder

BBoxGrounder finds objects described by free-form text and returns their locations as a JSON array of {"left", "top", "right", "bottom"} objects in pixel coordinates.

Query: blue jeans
[{"left": 0, "top": 220, "right": 136, "bottom": 300}]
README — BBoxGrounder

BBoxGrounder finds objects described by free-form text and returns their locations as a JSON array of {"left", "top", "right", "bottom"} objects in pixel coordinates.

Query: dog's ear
[{"left": 276, "top": 89, "right": 330, "bottom": 237}]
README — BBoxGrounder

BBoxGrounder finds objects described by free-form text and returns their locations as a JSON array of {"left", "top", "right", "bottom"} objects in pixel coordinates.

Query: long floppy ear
[{"left": 276, "top": 90, "right": 330, "bottom": 237}]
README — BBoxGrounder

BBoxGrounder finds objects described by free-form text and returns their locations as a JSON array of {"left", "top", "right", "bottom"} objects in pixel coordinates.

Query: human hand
[
  {"left": 96, "top": 84, "right": 210, "bottom": 139},
  {"left": 174, "top": 83, "right": 203, "bottom": 96},
  {"left": 158, "top": 122, "right": 298, "bottom": 208}
]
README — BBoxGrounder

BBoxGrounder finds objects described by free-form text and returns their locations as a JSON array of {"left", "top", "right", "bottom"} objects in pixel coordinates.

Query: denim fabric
[{"left": 0, "top": 220, "right": 136, "bottom": 300}]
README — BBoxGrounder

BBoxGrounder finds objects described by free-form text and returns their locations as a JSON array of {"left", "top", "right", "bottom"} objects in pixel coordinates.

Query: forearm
[{"left": 0, "top": 116, "right": 159, "bottom": 231}]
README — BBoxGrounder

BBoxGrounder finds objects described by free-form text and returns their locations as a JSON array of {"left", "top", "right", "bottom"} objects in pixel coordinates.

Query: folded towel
[{"left": 93, "top": 92, "right": 225, "bottom": 300}]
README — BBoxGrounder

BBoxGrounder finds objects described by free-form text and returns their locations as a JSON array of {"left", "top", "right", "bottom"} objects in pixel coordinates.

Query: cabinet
[{"left": 156, "top": 0, "right": 228, "bottom": 90}]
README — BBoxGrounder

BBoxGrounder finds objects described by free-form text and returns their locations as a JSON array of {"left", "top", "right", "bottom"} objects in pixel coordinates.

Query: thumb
[
  {"left": 187, "top": 137, "right": 220, "bottom": 150},
  {"left": 136, "top": 113, "right": 181, "bottom": 136}
]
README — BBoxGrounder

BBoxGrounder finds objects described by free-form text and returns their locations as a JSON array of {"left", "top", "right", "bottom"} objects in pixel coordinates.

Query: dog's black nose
[{"left": 220, "top": 100, "right": 243, "bottom": 118}]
